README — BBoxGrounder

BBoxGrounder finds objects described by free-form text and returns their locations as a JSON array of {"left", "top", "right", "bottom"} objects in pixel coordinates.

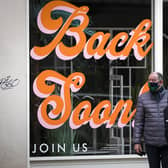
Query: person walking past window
[{"left": 133, "top": 72, "right": 168, "bottom": 168}]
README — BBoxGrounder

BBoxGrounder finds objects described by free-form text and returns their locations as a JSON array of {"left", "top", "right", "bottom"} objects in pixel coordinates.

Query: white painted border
[
  {"left": 30, "top": 154, "right": 147, "bottom": 161},
  {"left": 27, "top": 0, "right": 155, "bottom": 165},
  {"left": 154, "top": 0, "right": 163, "bottom": 73},
  {"left": 27, "top": 0, "right": 30, "bottom": 167}
]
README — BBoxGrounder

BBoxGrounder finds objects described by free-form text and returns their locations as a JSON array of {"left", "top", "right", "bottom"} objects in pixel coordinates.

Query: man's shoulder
[
  {"left": 164, "top": 89, "right": 168, "bottom": 94},
  {"left": 139, "top": 91, "right": 151, "bottom": 99},
  {"left": 163, "top": 89, "right": 168, "bottom": 97},
  {"left": 139, "top": 89, "right": 168, "bottom": 100}
]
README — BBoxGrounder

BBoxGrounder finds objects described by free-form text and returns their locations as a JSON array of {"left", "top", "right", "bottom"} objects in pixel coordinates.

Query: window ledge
[{"left": 30, "top": 154, "right": 147, "bottom": 162}]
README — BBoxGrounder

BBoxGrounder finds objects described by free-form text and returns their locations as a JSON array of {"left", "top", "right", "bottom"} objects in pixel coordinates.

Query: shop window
[{"left": 30, "top": 0, "right": 153, "bottom": 157}]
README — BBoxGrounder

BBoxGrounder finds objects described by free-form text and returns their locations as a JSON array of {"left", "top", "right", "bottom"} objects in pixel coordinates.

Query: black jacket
[
  {"left": 164, "top": 103, "right": 168, "bottom": 141},
  {"left": 133, "top": 88, "right": 168, "bottom": 147}
]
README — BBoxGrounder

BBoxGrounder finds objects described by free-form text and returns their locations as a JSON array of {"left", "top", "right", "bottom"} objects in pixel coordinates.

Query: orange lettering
[
  {"left": 84, "top": 32, "right": 111, "bottom": 59},
  {"left": 30, "top": 1, "right": 153, "bottom": 62},
  {"left": 33, "top": 70, "right": 137, "bottom": 129},
  {"left": 70, "top": 101, "right": 91, "bottom": 129},
  {"left": 90, "top": 100, "right": 111, "bottom": 128},
  {"left": 31, "top": 1, "right": 89, "bottom": 60},
  {"left": 34, "top": 70, "right": 86, "bottom": 129}
]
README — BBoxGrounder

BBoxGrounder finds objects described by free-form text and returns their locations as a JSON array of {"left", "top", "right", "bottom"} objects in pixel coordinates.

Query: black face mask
[{"left": 148, "top": 82, "right": 160, "bottom": 93}]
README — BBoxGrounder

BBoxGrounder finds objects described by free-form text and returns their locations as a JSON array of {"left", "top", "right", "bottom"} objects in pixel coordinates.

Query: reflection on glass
[{"left": 30, "top": 0, "right": 152, "bottom": 157}]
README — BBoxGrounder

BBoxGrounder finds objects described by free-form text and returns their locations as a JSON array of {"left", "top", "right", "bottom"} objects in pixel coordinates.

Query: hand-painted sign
[
  {"left": 30, "top": 0, "right": 152, "bottom": 130},
  {"left": 31, "top": 1, "right": 153, "bottom": 62}
]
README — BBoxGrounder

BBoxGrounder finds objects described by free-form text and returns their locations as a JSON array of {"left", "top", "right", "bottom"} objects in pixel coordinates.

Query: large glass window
[{"left": 30, "top": 0, "right": 153, "bottom": 157}]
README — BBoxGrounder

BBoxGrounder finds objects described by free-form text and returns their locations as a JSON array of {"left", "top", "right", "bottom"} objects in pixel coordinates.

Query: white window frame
[
  {"left": 27, "top": 0, "right": 164, "bottom": 166},
  {"left": 154, "top": 0, "right": 163, "bottom": 73}
]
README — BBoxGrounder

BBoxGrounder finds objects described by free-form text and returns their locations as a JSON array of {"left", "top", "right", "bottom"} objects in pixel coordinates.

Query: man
[{"left": 133, "top": 72, "right": 168, "bottom": 168}]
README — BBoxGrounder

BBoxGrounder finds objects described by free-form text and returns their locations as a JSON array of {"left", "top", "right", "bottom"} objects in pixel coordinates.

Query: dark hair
[{"left": 156, "top": 72, "right": 163, "bottom": 81}]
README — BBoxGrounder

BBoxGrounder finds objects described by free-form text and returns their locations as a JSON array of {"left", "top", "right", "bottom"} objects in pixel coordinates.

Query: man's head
[{"left": 148, "top": 72, "right": 163, "bottom": 93}]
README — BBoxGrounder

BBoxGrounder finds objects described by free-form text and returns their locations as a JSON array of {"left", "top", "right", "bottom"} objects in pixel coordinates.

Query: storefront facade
[{"left": 0, "top": 0, "right": 167, "bottom": 168}]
